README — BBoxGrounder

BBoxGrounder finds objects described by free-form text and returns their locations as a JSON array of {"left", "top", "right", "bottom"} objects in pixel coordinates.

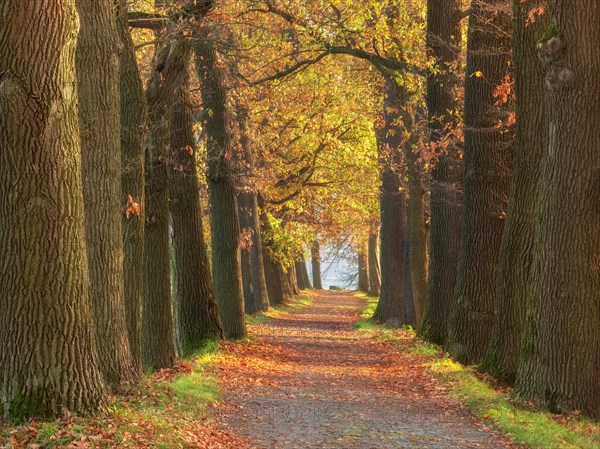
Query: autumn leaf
[{"left": 125, "top": 195, "right": 141, "bottom": 220}]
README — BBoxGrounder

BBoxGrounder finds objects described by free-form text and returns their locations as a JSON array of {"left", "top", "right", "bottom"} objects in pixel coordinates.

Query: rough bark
[
  {"left": 484, "top": 0, "right": 546, "bottom": 383},
  {"left": 170, "top": 63, "right": 224, "bottom": 354},
  {"left": 295, "top": 262, "right": 307, "bottom": 290},
  {"left": 420, "top": 0, "right": 463, "bottom": 345},
  {"left": 373, "top": 79, "right": 407, "bottom": 327},
  {"left": 287, "top": 266, "right": 300, "bottom": 295},
  {"left": 258, "top": 201, "right": 287, "bottom": 305},
  {"left": 117, "top": 0, "right": 147, "bottom": 376},
  {"left": 238, "top": 192, "right": 255, "bottom": 314},
  {"left": 236, "top": 106, "right": 270, "bottom": 313},
  {"left": 515, "top": 1, "right": 600, "bottom": 419},
  {"left": 194, "top": 36, "right": 246, "bottom": 339},
  {"left": 358, "top": 250, "right": 370, "bottom": 292},
  {"left": 298, "top": 259, "right": 312, "bottom": 289},
  {"left": 311, "top": 241, "right": 324, "bottom": 289},
  {"left": 0, "top": 0, "right": 106, "bottom": 419},
  {"left": 403, "top": 235, "right": 417, "bottom": 328},
  {"left": 264, "top": 253, "right": 288, "bottom": 305},
  {"left": 248, "top": 195, "right": 271, "bottom": 310},
  {"left": 446, "top": 0, "right": 513, "bottom": 364},
  {"left": 281, "top": 265, "right": 294, "bottom": 298},
  {"left": 405, "top": 129, "right": 427, "bottom": 329},
  {"left": 367, "top": 231, "right": 381, "bottom": 297},
  {"left": 76, "top": 0, "right": 135, "bottom": 386},
  {"left": 142, "top": 40, "right": 187, "bottom": 369},
  {"left": 406, "top": 196, "right": 427, "bottom": 327}
]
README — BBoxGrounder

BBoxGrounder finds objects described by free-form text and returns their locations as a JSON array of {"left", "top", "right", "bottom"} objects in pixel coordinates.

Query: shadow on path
[{"left": 214, "top": 290, "right": 513, "bottom": 449}]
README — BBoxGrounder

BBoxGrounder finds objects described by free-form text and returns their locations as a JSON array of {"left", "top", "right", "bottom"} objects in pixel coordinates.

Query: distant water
[{"left": 306, "top": 252, "right": 358, "bottom": 290}]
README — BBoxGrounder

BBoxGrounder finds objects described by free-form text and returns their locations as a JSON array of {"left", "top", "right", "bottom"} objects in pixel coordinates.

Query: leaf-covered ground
[
  {"left": 214, "top": 290, "right": 515, "bottom": 448},
  {"left": 3, "top": 290, "right": 597, "bottom": 448}
]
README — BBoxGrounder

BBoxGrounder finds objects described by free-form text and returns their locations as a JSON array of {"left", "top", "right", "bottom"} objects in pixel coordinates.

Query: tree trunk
[
  {"left": 238, "top": 193, "right": 256, "bottom": 314},
  {"left": 239, "top": 191, "right": 271, "bottom": 313},
  {"left": 258, "top": 201, "right": 287, "bottom": 305},
  {"left": 367, "top": 231, "right": 381, "bottom": 297},
  {"left": 373, "top": 79, "right": 407, "bottom": 327},
  {"left": 515, "top": 1, "right": 600, "bottom": 419},
  {"left": 142, "top": 40, "right": 186, "bottom": 369},
  {"left": 295, "top": 262, "right": 307, "bottom": 290},
  {"left": 281, "top": 265, "right": 294, "bottom": 298},
  {"left": 287, "top": 267, "right": 300, "bottom": 295},
  {"left": 117, "top": 0, "right": 147, "bottom": 376},
  {"left": 484, "top": 0, "right": 546, "bottom": 383},
  {"left": 194, "top": 37, "right": 246, "bottom": 339},
  {"left": 405, "top": 138, "right": 428, "bottom": 329},
  {"left": 236, "top": 106, "right": 270, "bottom": 313},
  {"left": 170, "top": 63, "right": 224, "bottom": 354},
  {"left": 311, "top": 241, "right": 323, "bottom": 289},
  {"left": 248, "top": 194, "right": 271, "bottom": 311},
  {"left": 446, "top": 0, "right": 513, "bottom": 364},
  {"left": 76, "top": 0, "right": 135, "bottom": 387},
  {"left": 358, "top": 250, "right": 370, "bottom": 292},
  {"left": 0, "top": 0, "right": 106, "bottom": 419},
  {"left": 299, "top": 259, "right": 312, "bottom": 289},
  {"left": 420, "top": 0, "right": 463, "bottom": 346},
  {"left": 403, "top": 234, "right": 417, "bottom": 327},
  {"left": 264, "top": 252, "right": 287, "bottom": 305}
]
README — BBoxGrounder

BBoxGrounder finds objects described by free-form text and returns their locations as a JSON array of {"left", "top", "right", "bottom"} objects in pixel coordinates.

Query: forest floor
[
  {"left": 2, "top": 290, "right": 598, "bottom": 448},
  {"left": 214, "top": 290, "right": 514, "bottom": 449}
]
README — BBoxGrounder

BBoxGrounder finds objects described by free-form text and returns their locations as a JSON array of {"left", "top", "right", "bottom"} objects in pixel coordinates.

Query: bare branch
[{"left": 246, "top": 51, "right": 331, "bottom": 85}]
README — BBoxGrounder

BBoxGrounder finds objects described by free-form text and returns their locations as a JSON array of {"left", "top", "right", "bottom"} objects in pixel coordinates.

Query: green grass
[
  {"left": 355, "top": 293, "right": 600, "bottom": 449},
  {"left": 353, "top": 294, "right": 403, "bottom": 341},
  {"left": 1, "top": 340, "right": 224, "bottom": 448}
]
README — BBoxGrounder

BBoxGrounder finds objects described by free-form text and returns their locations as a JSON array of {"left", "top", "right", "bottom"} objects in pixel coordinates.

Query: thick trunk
[
  {"left": 76, "top": 0, "right": 134, "bottom": 386},
  {"left": 373, "top": 79, "right": 407, "bottom": 327},
  {"left": 420, "top": 0, "right": 463, "bottom": 346},
  {"left": 240, "top": 226, "right": 256, "bottom": 314},
  {"left": 295, "top": 262, "right": 307, "bottom": 290},
  {"left": 248, "top": 195, "right": 270, "bottom": 311},
  {"left": 281, "top": 265, "right": 294, "bottom": 298},
  {"left": 485, "top": 0, "right": 546, "bottom": 383},
  {"left": 287, "top": 267, "right": 300, "bottom": 295},
  {"left": 446, "top": 0, "right": 513, "bottom": 364},
  {"left": 403, "top": 235, "right": 417, "bottom": 327},
  {"left": 194, "top": 37, "right": 246, "bottom": 339},
  {"left": 236, "top": 107, "right": 270, "bottom": 313},
  {"left": 258, "top": 199, "right": 287, "bottom": 305},
  {"left": 358, "top": 251, "right": 370, "bottom": 292},
  {"left": 239, "top": 191, "right": 271, "bottom": 313},
  {"left": 170, "top": 66, "right": 224, "bottom": 354},
  {"left": 117, "top": 0, "right": 147, "bottom": 376},
  {"left": 515, "top": 1, "right": 600, "bottom": 419},
  {"left": 405, "top": 144, "right": 428, "bottom": 328},
  {"left": 142, "top": 40, "right": 187, "bottom": 369},
  {"left": 367, "top": 232, "right": 381, "bottom": 297},
  {"left": 238, "top": 192, "right": 256, "bottom": 314},
  {"left": 311, "top": 241, "right": 324, "bottom": 289},
  {"left": 264, "top": 254, "right": 288, "bottom": 305},
  {"left": 0, "top": 0, "right": 106, "bottom": 419},
  {"left": 299, "top": 259, "right": 312, "bottom": 289}
]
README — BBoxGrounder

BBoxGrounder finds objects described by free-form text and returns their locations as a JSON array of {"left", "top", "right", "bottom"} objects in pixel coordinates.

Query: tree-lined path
[{"left": 215, "top": 291, "right": 512, "bottom": 448}]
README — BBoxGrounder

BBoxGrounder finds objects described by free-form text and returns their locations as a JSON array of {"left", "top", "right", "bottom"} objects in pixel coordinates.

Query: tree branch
[
  {"left": 128, "top": 12, "right": 171, "bottom": 30},
  {"left": 128, "top": 0, "right": 215, "bottom": 29},
  {"left": 454, "top": 8, "right": 472, "bottom": 23},
  {"left": 246, "top": 51, "right": 331, "bottom": 85},
  {"left": 257, "top": 1, "right": 426, "bottom": 77}
]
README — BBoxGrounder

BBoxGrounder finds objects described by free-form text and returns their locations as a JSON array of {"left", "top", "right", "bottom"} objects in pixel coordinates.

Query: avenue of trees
[{"left": 0, "top": 0, "right": 598, "bottom": 422}]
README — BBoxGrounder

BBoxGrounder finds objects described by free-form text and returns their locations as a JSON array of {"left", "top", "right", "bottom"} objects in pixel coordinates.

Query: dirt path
[{"left": 213, "top": 290, "right": 513, "bottom": 449}]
